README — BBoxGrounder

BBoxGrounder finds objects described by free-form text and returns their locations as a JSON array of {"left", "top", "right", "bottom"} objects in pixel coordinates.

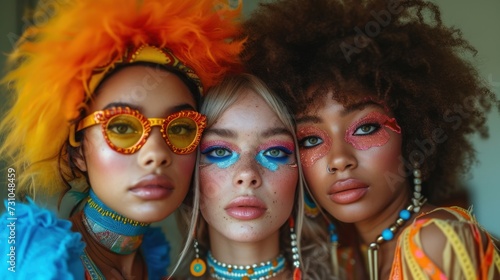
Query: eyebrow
[
  {"left": 104, "top": 102, "right": 142, "bottom": 111},
  {"left": 296, "top": 101, "right": 384, "bottom": 125},
  {"left": 203, "top": 128, "right": 237, "bottom": 138},
  {"left": 296, "top": 115, "right": 321, "bottom": 125},
  {"left": 261, "top": 127, "right": 293, "bottom": 138},
  {"left": 204, "top": 126, "right": 292, "bottom": 139},
  {"left": 342, "top": 101, "right": 382, "bottom": 116},
  {"left": 103, "top": 102, "right": 195, "bottom": 114}
]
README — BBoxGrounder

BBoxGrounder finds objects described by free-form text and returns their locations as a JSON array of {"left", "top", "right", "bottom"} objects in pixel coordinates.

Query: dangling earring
[
  {"left": 329, "top": 222, "right": 339, "bottom": 277},
  {"left": 190, "top": 237, "right": 206, "bottom": 277},
  {"left": 289, "top": 217, "right": 301, "bottom": 280},
  {"left": 411, "top": 162, "right": 425, "bottom": 213},
  {"left": 304, "top": 191, "right": 319, "bottom": 218}
]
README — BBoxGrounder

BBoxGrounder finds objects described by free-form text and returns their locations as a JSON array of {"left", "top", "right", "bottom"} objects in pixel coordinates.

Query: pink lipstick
[
  {"left": 129, "top": 174, "right": 173, "bottom": 200},
  {"left": 328, "top": 178, "right": 368, "bottom": 204},
  {"left": 225, "top": 196, "right": 267, "bottom": 220}
]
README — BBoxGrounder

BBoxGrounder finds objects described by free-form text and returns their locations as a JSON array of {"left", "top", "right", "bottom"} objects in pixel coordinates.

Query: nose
[
  {"left": 233, "top": 155, "right": 262, "bottom": 188},
  {"left": 327, "top": 140, "right": 357, "bottom": 174},
  {"left": 137, "top": 128, "right": 172, "bottom": 168}
]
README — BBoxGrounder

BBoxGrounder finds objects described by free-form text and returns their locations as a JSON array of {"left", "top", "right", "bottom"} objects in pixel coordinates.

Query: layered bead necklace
[
  {"left": 366, "top": 168, "right": 427, "bottom": 280},
  {"left": 206, "top": 251, "right": 286, "bottom": 280},
  {"left": 330, "top": 168, "right": 427, "bottom": 280}
]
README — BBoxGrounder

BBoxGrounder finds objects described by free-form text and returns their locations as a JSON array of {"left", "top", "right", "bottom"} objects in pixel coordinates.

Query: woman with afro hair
[{"left": 242, "top": 0, "right": 500, "bottom": 279}]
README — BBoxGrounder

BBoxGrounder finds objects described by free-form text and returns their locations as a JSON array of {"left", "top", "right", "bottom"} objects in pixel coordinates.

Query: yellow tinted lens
[
  {"left": 166, "top": 117, "right": 198, "bottom": 148},
  {"left": 106, "top": 115, "right": 144, "bottom": 149}
]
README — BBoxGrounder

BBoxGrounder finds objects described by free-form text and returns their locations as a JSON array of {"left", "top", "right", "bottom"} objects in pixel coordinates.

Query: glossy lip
[
  {"left": 327, "top": 178, "right": 368, "bottom": 204},
  {"left": 225, "top": 196, "right": 267, "bottom": 220},
  {"left": 129, "top": 174, "right": 174, "bottom": 200}
]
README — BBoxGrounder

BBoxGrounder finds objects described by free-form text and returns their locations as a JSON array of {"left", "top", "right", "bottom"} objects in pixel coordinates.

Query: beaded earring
[
  {"left": 289, "top": 217, "right": 302, "bottom": 280},
  {"left": 190, "top": 238, "right": 206, "bottom": 277},
  {"left": 329, "top": 222, "right": 339, "bottom": 277},
  {"left": 304, "top": 191, "right": 319, "bottom": 218}
]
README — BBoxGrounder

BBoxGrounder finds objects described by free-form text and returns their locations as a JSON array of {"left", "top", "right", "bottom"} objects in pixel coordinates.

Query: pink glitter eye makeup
[
  {"left": 345, "top": 111, "right": 401, "bottom": 150},
  {"left": 297, "top": 126, "right": 332, "bottom": 168}
]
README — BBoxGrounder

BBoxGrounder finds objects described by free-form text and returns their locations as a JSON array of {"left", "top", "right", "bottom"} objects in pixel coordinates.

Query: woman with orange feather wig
[{"left": 0, "top": 0, "right": 243, "bottom": 279}]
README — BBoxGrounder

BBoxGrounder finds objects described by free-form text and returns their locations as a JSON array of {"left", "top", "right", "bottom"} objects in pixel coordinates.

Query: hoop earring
[{"left": 326, "top": 164, "right": 336, "bottom": 174}]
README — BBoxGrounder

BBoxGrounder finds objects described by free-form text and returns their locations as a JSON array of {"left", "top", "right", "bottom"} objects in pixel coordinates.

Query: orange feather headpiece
[{"left": 0, "top": 0, "right": 244, "bottom": 196}]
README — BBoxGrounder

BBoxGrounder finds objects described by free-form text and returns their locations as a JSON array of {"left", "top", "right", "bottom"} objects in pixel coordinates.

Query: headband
[{"left": 88, "top": 45, "right": 203, "bottom": 97}]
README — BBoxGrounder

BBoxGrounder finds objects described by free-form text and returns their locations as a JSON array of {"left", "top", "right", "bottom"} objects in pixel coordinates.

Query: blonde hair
[{"left": 176, "top": 74, "right": 334, "bottom": 279}]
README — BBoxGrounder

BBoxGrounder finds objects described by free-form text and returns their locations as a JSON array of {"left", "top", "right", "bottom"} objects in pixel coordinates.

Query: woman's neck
[
  {"left": 83, "top": 190, "right": 150, "bottom": 254},
  {"left": 71, "top": 190, "right": 150, "bottom": 279},
  {"left": 354, "top": 184, "right": 411, "bottom": 244},
  {"left": 208, "top": 228, "right": 281, "bottom": 265},
  {"left": 204, "top": 226, "right": 298, "bottom": 280}
]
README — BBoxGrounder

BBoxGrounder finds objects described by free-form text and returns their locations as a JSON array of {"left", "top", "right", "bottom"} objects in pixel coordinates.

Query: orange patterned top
[{"left": 390, "top": 207, "right": 500, "bottom": 279}]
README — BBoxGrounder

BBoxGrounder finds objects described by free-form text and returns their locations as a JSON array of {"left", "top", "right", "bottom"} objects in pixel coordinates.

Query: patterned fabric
[{"left": 390, "top": 207, "right": 500, "bottom": 279}]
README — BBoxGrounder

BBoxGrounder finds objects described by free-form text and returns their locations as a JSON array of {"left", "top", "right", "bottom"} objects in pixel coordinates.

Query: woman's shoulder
[
  {"left": 417, "top": 206, "right": 474, "bottom": 222},
  {"left": 406, "top": 206, "right": 493, "bottom": 252},
  {"left": 394, "top": 206, "right": 500, "bottom": 278},
  {"left": 0, "top": 198, "right": 85, "bottom": 279},
  {"left": 411, "top": 206, "right": 495, "bottom": 246}
]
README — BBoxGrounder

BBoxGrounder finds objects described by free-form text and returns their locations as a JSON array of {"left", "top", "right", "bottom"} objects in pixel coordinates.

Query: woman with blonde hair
[{"left": 180, "top": 74, "right": 334, "bottom": 280}]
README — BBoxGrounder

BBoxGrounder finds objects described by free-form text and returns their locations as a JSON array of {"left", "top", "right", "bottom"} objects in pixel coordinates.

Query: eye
[
  {"left": 201, "top": 146, "right": 232, "bottom": 159},
  {"left": 168, "top": 123, "right": 195, "bottom": 136},
  {"left": 263, "top": 147, "right": 291, "bottom": 159},
  {"left": 108, "top": 122, "right": 139, "bottom": 135},
  {"left": 353, "top": 123, "right": 380, "bottom": 135},
  {"left": 299, "top": 136, "right": 324, "bottom": 148},
  {"left": 107, "top": 114, "right": 142, "bottom": 136}
]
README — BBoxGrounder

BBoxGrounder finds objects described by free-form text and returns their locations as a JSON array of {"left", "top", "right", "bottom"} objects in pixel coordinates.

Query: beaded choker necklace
[
  {"left": 83, "top": 190, "right": 150, "bottom": 254},
  {"left": 207, "top": 251, "right": 286, "bottom": 280}
]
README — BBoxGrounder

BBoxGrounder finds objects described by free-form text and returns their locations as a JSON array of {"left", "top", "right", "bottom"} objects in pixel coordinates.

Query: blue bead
[
  {"left": 399, "top": 209, "right": 411, "bottom": 220},
  {"left": 328, "top": 223, "right": 336, "bottom": 231},
  {"left": 330, "top": 234, "right": 339, "bottom": 242},
  {"left": 382, "top": 229, "right": 394, "bottom": 241}
]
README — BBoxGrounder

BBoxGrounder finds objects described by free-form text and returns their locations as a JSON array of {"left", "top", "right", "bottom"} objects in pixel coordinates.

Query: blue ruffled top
[{"left": 0, "top": 198, "right": 171, "bottom": 280}]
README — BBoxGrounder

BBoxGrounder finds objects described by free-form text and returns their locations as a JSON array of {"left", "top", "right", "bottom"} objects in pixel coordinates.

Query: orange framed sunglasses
[{"left": 71, "top": 107, "right": 206, "bottom": 154}]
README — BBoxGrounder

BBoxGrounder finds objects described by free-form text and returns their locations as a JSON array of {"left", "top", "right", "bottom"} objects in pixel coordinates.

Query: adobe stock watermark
[
  {"left": 5, "top": 168, "right": 17, "bottom": 273},
  {"left": 384, "top": 95, "right": 479, "bottom": 189},
  {"left": 340, "top": 0, "right": 404, "bottom": 63}
]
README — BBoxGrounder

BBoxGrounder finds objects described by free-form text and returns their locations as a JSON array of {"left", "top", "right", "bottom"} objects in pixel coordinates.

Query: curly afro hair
[{"left": 242, "top": 0, "right": 499, "bottom": 203}]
